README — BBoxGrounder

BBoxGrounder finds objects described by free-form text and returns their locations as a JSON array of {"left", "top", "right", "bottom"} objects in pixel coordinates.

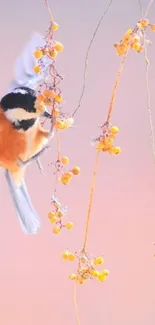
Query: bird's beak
[{"left": 42, "top": 109, "right": 51, "bottom": 119}]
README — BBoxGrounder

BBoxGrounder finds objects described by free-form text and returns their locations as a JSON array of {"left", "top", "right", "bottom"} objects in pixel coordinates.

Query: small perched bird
[{"left": 0, "top": 33, "right": 52, "bottom": 235}]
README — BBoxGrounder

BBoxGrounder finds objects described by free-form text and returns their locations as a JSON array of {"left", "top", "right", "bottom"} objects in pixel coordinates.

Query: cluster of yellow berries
[
  {"left": 62, "top": 250, "right": 109, "bottom": 284},
  {"left": 33, "top": 22, "right": 64, "bottom": 73},
  {"left": 54, "top": 114, "right": 74, "bottom": 131},
  {"left": 114, "top": 19, "right": 155, "bottom": 56},
  {"left": 48, "top": 195, "right": 73, "bottom": 234},
  {"left": 57, "top": 156, "right": 80, "bottom": 185},
  {"left": 91, "top": 124, "right": 121, "bottom": 154},
  {"left": 37, "top": 89, "right": 63, "bottom": 108}
]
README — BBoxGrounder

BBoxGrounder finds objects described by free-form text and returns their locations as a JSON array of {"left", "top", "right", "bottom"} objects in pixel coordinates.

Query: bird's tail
[{"left": 4, "top": 170, "right": 40, "bottom": 235}]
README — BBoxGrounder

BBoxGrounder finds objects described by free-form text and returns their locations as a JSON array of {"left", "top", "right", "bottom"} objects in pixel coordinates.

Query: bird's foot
[
  {"left": 17, "top": 145, "right": 52, "bottom": 168},
  {"left": 36, "top": 158, "right": 46, "bottom": 176}
]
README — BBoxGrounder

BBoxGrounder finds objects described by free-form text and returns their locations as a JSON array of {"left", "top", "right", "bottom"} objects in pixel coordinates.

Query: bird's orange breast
[{"left": 0, "top": 107, "right": 27, "bottom": 172}]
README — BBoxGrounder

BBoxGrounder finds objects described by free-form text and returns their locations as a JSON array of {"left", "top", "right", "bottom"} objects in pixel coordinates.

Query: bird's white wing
[{"left": 8, "top": 32, "right": 51, "bottom": 92}]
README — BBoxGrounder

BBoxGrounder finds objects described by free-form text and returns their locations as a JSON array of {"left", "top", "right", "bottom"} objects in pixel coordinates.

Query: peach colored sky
[{"left": 0, "top": 0, "right": 155, "bottom": 324}]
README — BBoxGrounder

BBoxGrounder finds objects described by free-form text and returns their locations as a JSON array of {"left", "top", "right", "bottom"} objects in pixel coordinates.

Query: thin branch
[{"left": 72, "top": 0, "right": 113, "bottom": 117}]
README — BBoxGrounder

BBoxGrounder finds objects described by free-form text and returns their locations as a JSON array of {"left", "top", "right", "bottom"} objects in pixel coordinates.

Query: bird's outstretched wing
[{"left": 8, "top": 32, "right": 50, "bottom": 92}]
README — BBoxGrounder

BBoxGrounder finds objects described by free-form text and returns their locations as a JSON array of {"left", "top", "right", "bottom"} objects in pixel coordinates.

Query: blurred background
[{"left": 0, "top": 0, "right": 155, "bottom": 324}]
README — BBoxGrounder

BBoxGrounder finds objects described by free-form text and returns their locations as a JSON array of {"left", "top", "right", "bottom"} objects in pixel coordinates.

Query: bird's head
[{"left": 0, "top": 86, "right": 51, "bottom": 131}]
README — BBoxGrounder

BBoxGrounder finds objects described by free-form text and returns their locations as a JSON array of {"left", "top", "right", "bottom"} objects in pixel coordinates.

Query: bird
[{"left": 0, "top": 32, "right": 53, "bottom": 235}]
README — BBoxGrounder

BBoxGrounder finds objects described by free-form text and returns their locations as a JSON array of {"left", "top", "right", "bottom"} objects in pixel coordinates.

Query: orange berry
[
  {"left": 64, "top": 171, "right": 73, "bottom": 179},
  {"left": 34, "top": 49, "right": 43, "bottom": 59},
  {"left": 33, "top": 65, "right": 41, "bottom": 73},
  {"left": 54, "top": 41, "right": 64, "bottom": 52},
  {"left": 61, "top": 156, "right": 69, "bottom": 164},
  {"left": 60, "top": 177, "right": 70, "bottom": 185},
  {"left": 52, "top": 22, "right": 59, "bottom": 31},
  {"left": 150, "top": 24, "right": 155, "bottom": 31},
  {"left": 77, "top": 276, "right": 84, "bottom": 284},
  {"left": 53, "top": 108, "right": 60, "bottom": 117},
  {"left": 71, "top": 166, "right": 80, "bottom": 176},
  {"left": 43, "top": 89, "right": 56, "bottom": 98},
  {"left": 49, "top": 216, "right": 57, "bottom": 224},
  {"left": 55, "top": 94, "right": 63, "bottom": 103},
  {"left": 48, "top": 48, "right": 58, "bottom": 58},
  {"left": 37, "top": 94, "right": 45, "bottom": 102},
  {"left": 48, "top": 211, "right": 56, "bottom": 219},
  {"left": 56, "top": 210, "right": 64, "bottom": 218}
]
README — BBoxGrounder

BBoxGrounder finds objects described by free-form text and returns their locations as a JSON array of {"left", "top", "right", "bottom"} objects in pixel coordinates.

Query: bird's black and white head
[{"left": 0, "top": 86, "right": 51, "bottom": 131}]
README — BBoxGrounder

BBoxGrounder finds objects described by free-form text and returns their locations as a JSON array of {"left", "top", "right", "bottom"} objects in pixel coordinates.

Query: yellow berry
[
  {"left": 59, "top": 172, "right": 73, "bottom": 185},
  {"left": 54, "top": 41, "right": 64, "bottom": 52},
  {"left": 122, "top": 31, "right": 132, "bottom": 43},
  {"left": 54, "top": 120, "right": 66, "bottom": 130},
  {"left": 71, "top": 166, "right": 80, "bottom": 176},
  {"left": 69, "top": 274, "right": 77, "bottom": 280},
  {"left": 33, "top": 65, "right": 41, "bottom": 73},
  {"left": 93, "top": 257, "right": 104, "bottom": 265},
  {"left": 102, "top": 269, "right": 110, "bottom": 276},
  {"left": 62, "top": 251, "right": 69, "bottom": 260},
  {"left": 131, "top": 42, "right": 143, "bottom": 52},
  {"left": 138, "top": 19, "right": 149, "bottom": 29},
  {"left": 111, "top": 126, "right": 119, "bottom": 134},
  {"left": 52, "top": 22, "right": 59, "bottom": 31},
  {"left": 65, "top": 222, "right": 73, "bottom": 230},
  {"left": 91, "top": 269, "right": 100, "bottom": 277},
  {"left": 61, "top": 156, "right": 70, "bottom": 164},
  {"left": 98, "top": 273, "right": 106, "bottom": 282},
  {"left": 68, "top": 253, "right": 75, "bottom": 261},
  {"left": 96, "top": 141, "right": 104, "bottom": 151},
  {"left": 53, "top": 227, "right": 61, "bottom": 234},
  {"left": 125, "top": 28, "right": 133, "bottom": 35},
  {"left": 150, "top": 24, "right": 155, "bottom": 31},
  {"left": 49, "top": 216, "right": 57, "bottom": 224},
  {"left": 111, "top": 146, "right": 121, "bottom": 155},
  {"left": 34, "top": 49, "right": 43, "bottom": 59},
  {"left": 55, "top": 94, "right": 63, "bottom": 103},
  {"left": 49, "top": 48, "right": 58, "bottom": 58}
]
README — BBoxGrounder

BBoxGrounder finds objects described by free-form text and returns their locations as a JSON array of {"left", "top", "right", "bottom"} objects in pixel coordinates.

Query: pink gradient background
[{"left": 0, "top": 0, "right": 155, "bottom": 324}]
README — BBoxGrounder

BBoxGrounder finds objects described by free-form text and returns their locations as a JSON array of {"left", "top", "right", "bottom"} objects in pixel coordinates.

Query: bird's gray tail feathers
[{"left": 4, "top": 170, "right": 40, "bottom": 235}]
